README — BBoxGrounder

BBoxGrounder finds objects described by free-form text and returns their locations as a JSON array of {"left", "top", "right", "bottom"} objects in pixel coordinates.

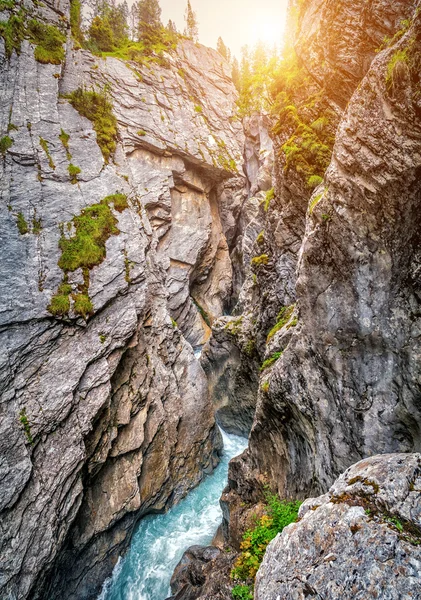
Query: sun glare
[{"left": 252, "top": 17, "right": 284, "bottom": 48}]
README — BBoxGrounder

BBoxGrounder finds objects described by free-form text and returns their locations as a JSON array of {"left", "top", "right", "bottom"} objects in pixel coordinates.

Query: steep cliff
[
  {"left": 224, "top": 0, "right": 421, "bottom": 524},
  {"left": 0, "top": 1, "right": 253, "bottom": 597}
]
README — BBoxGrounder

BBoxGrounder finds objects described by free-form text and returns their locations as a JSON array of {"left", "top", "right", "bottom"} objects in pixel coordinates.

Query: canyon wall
[
  {"left": 0, "top": 1, "right": 263, "bottom": 597},
  {"left": 223, "top": 0, "right": 421, "bottom": 539}
]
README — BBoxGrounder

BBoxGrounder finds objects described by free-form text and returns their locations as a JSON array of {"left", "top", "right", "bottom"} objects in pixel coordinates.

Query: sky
[{"left": 158, "top": 0, "right": 289, "bottom": 58}]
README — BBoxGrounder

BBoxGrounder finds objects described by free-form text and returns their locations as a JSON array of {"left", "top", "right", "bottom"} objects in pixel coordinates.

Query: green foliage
[
  {"left": 48, "top": 290, "right": 71, "bottom": 316},
  {"left": 67, "top": 87, "right": 117, "bottom": 162},
  {"left": 192, "top": 298, "right": 211, "bottom": 327},
  {"left": 59, "top": 129, "right": 71, "bottom": 159},
  {"left": 27, "top": 19, "right": 66, "bottom": 64},
  {"left": 73, "top": 293, "right": 93, "bottom": 318},
  {"left": 0, "top": 135, "right": 13, "bottom": 154},
  {"left": 260, "top": 351, "right": 283, "bottom": 371},
  {"left": 256, "top": 231, "right": 265, "bottom": 245},
  {"left": 70, "top": 0, "right": 83, "bottom": 44},
  {"left": 194, "top": 105, "right": 203, "bottom": 113},
  {"left": 237, "top": 42, "right": 281, "bottom": 115},
  {"left": 89, "top": 15, "right": 114, "bottom": 51},
  {"left": 17, "top": 212, "right": 28, "bottom": 235},
  {"left": 19, "top": 409, "right": 33, "bottom": 444},
  {"left": 267, "top": 305, "right": 295, "bottom": 341},
  {"left": 58, "top": 198, "right": 121, "bottom": 272},
  {"left": 32, "top": 216, "right": 42, "bottom": 234},
  {"left": 261, "top": 380, "right": 270, "bottom": 394},
  {"left": 309, "top": 189, "right": 326, "bottom": 214},
  {"left": 307, "top": 174, "right": 323, "bottom": 188},
  {"left": 137, "top": 129, "right": 147, "bottom": 136},
  {"left": 386, "top": 48, "right": 409, "bottom": 90},
  {"left": 0, "top": 0, "right": 15, "bottom": 10},
  {"left": 263, "top": 188, "right": 274, "bottom": 211},
  {"left": 171, "top": 318, "right": 177, "bottom": 328},
  {"left": 0, "top": 10, "right": 25, "bottom": 59},
  {"left": 232, "top": 585, "right": 253, "bottom": 600},
  {"left": 184, "top": 0, "right": 199, "bottom": 42},
  {"left": 7, "top": 123, "right": 18, "bottom": 132},
  {"left": 39, "top": 136, "right": 55, "bottom": 169},
  {"left": 48, "top": 194, "right": 128, "bottom": 319},
  {"left": 99, "top": 333, "right": 107, "bottom": 343},
  {"left": 231, "top": 495, "right": 301, "bottom": 582},
  {"left": 251, "top": 254, "right": 269, "bottom": 267},
  {"left": 68, "top": 163, "right": 81, "bottom": 184}
]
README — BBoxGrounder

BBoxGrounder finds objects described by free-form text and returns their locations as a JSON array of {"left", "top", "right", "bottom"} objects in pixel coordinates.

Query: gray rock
[{"left": 255, "top": 454, "right": 421, "bottom": 600}]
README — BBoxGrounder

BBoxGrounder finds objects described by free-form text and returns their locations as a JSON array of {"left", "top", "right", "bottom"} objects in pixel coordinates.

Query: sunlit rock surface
[{"left": 256, "top": 454, "right": 421, "bottom": 600}]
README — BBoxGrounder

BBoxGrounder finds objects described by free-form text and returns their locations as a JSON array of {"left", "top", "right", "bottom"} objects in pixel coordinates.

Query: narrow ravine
[{"left": 98, "top": 429, "right": 248, "bottom": 600}]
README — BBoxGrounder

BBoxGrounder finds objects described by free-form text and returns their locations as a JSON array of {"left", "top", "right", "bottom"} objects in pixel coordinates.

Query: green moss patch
[
  {"left": 0, "top": 135, "right": 13, "bottom": 154},
  {"left": 27, "top": 19, "right": 66, "bottom": 64},
  {"left": 48, "top": 194, "right": 128, "bottom": 319},
  {"left": 67, "top": 87, "right": 117, "bottom": 162},
  {"left": 0, "top": 11, "right": 25, "bottom": 59},
  {"left": 17, "top": 212, "right": 29, "bottom": 235},
  {"left": 267, "top": 305, "right": 295, "bottom": 341},
  {"left": 260, "top": 351, "right": 283, "bottom": 371},
  {"left": 68, "top": 163, "right": 81, "bottom": 184}
]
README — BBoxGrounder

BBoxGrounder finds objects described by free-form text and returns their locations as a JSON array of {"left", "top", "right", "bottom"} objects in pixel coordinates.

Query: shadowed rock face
[
  {"left": 256, "top": 454, "right": 421, "bottom": 600},
  {"left": 0, "top": 1, "right": 251, "bottom": 597},
  {"left": 228, "top": 1, "right": 421, "bottom": 512}
]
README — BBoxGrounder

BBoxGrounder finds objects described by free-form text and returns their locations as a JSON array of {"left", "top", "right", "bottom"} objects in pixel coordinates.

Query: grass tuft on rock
[
  {"left": 267, "top": 305, "right": 295, "bottom": 341},
  {"left": 27, "top": 19, "right": 66, "bottom": 64},
  {"left": 68, "top": 163, "right": 81, "bottom": 184},
  {"left": 231, "top": 494, "right": 301, "bottom": 588},
  {"left": 67, "top": 87, "right": 117, "bottom": 162},
  {"left": 0, "top": 135, "right": 13, "bottom": 154},
  {"left": 260, "top": 351, "right": 283, "bottom": 371},
  {"left": 17, "top": 212, "right": 29, "bottom": 235}
]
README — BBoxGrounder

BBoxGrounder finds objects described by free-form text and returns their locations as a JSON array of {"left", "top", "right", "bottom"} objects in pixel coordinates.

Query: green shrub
[
  {"left": 67, "top": 87, "right": 117, "bottom": 162},
  {"left": 231, "top": 495, "right": 301, "bottom": 582},
  {"left": 0, "top": 11, "right": 26, "bottom": 59},
  {"left": 39, "top": 137, "right": 55, "bottom": 169},
  {"left": 194, "top": 105, "right": 203, "bottom": 113},
  {"left": 251, "top": 254, "right": 269, "bottom": 267},
  {"left": 267, "top": 305, "right": 295, "bottom": 341},
  {"left": 386, "top": 48, "right": 409, "bottom": 90},
  {"left": 59, "top": 129, "right": 71, "bottom": 159},
  {"left": 260, "top": 351, "right": 283, "bottom": 371},
  {"left": 58, "top": 201, "right": 119, "bottom": 272},
  {"left": 32, "top": 216, "right": 42, "bottom": 234},
  {"left": 48, "top": 291, "right": 70, "bottom": 316},
  {"left": 256, "top": 231, "right": 264, "bottom": 245},
  {"left": 137, "top": 129, "right": 147, "bottom": 136},
  {"left": 68, "top": 163, "right": 81, "bottom": 184},
  {"left": 73, "top": 293, "right": 93, "bottom": 318},
  {"left": 307, "top": 174, "right": 323, "bottom": 188},
  {"left": 108, "top": 193, "right": 128, "bottom": 212},
  {"left": 0, "top": 135, "right": 13, "bottom": 154},
  {"left": 27, "top": 19, "right": 66, "bottom": 64},
  {"left": 232, "top": 585, "right": 253, "bottom": 600},
  {"left": 19, "top": 408, "right": 33, "bottom": 444},
  {"left": 17, "top": 212, "right": 28, "bottom": 234},
  {"left": 263, "top": 188, "right": 274, "bottom": 211},
  {"left": 171, "top": 318, "right": 178, "bottom": 328},
  {"left": 70, "top": 0, "right": 83, "bottom": 44}
]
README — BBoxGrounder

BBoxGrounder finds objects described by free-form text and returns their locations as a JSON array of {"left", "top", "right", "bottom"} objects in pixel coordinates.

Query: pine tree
[
  {"left": 136, "top": 0, "right": 162, "bottom": 44},
  {"left": 231, "top": 56, "right": 240, "bottom": 91},
  {"left": 167, "top": 19, "right": 177, "bottom": 34},
  {"left": 88, "top": 14, "right": 114, "bottom": 51},
  {"left": 216, "top": 36, "right": 230, "bottom": 61},
  {"left": 184, "top": 0, "right": 198, "bottom": 42}
]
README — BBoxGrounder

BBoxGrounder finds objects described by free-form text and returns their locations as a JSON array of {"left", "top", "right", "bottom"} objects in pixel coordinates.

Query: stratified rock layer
[
  {"left": 0, "top": 1, "right": 247, "bottom": 597},
  {"left": 256, "top": 454, "right": 421, "bottom": 600}
]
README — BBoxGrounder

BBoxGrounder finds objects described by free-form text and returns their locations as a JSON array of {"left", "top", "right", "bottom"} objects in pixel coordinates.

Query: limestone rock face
[
  {"left": 0, "top": 2, "right": 246, "bottom": 597},
  {"left": 256, "top": 454, "right": 421, "bottom": 600},
  {"left": 234, "top": 6, "right": 421, "bottom": 505}
]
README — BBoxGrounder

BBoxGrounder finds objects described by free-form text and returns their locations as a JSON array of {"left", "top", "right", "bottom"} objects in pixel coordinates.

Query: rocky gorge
[{"left": 1, "top": 0, "right": 421, "bottom": 599}]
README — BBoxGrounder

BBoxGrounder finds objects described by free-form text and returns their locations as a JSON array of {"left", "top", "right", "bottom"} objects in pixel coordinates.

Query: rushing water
[{"left": 99, "top": 428, "right": 248, "bottom": 600}]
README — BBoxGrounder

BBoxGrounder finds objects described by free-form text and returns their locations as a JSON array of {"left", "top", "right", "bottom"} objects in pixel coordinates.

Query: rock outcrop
[
  {"left": 256, "top": 454, "right": 421, "bottom": 599},
  {"left": 0, "top": 1, "right": 250, "bottom": 597},
  {"left": 224, "top": 0, "right": 421, "bottom": 528}
]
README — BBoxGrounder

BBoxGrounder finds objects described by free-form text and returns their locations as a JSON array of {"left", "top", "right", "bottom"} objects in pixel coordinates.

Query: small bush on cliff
[
  {"left": 0, "top": 11, "right": 26, "bottom": 59},
  {"left": 231, "top": 494, "right": 301, "bottom": 585},
  {"left": 260, "top": 351, "right": 283, "bottom": 371},
  {"left": 0, "top": 135, "right": 13, "bottom": 154},
  {"left": 267, "top": 305, "right": 295, "bottom": 341},
  {"left": 27, "top": 19, "right": 66, "bottom": 64},
  {"left": 67, "top": 87, "right": 117, "bottom": 162},
  {"left": 232, "top": 585, "right": 253, "bottom": 600}
]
